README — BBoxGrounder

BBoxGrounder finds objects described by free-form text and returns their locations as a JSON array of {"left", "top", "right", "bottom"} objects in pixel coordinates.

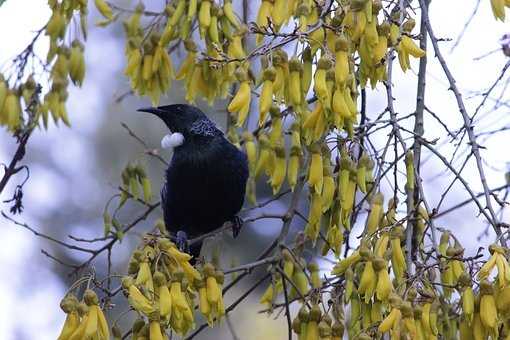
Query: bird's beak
[
  {"left": 137, "top": 107, "right": 162, "bottom": 115},
  {"left": 138, "top": 106, "right": 178, "bottom": 133}
]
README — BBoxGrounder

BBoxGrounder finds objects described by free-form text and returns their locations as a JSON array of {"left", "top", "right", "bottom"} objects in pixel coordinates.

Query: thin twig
[{"left": 419, "top": 0, "right": 505, "bottom": 244}]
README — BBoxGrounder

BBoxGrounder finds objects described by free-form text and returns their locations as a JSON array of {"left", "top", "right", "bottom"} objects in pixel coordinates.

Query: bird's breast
[{"left": 162, "top": 141, "right": 248, "bottom": 236}]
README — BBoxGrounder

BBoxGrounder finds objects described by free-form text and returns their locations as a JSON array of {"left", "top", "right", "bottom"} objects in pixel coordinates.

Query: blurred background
[{"left": 0, "top": 0, "right": 509, "bottom": 339}]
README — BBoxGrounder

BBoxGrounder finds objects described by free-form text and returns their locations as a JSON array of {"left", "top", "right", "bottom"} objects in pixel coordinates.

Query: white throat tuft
[{"left": 161, "top": 133, "right": 185, "bottom": 149}]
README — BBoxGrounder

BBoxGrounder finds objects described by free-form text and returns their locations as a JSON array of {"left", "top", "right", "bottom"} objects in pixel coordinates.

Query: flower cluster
[
  {"left": 0, "top": 0, "right": 88, "bottom": 132},
  {"left": 122, "top": 235, "right": 225, "bottom": 337}
]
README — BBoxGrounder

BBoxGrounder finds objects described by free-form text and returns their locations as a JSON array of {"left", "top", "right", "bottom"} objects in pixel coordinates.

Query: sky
[{"left": 0, "top": 0, "right": 509, "bottom": 339}]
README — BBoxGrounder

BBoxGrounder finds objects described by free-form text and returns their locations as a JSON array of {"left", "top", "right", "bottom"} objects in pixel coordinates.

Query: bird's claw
[
  {"left": 176, "top": 230, "right": 190, "bottom": 253},
  {"left": 231, "top": 216, "right": 243, "bottom": 238}
]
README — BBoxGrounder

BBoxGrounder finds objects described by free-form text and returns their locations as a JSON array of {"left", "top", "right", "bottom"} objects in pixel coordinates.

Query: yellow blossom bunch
[
  {"left": 57, "top": 290, "right": 109, "bottom": 340},
  {"left": 87, "top": 0, "right": 429, "bottom": 221},
  {"left": 122, "top": 234, "right": 226, "bottom": 336},
  {"left": 260, "top": 249, "right": 312, "bottom": 307},
  {"left": 48, "top": 0, "right": 510, "bottom": 339},
  {"left": 0, "top": 0, "right": 88, "bottom": 132}
]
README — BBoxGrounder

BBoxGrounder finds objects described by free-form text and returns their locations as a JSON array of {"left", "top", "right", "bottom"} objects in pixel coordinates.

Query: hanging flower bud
[
  {"left": 343, "top": 0, "right": 367, "bottom": 42},
  {"left": 242, "top": 131, "right": 257, "bottom": 174},
  {"left": 288, "top": 123, "right": 302, "bottom": 191},
  {"left": 255, "top": 134, "right": 274, "bottom": 178},
  {"left": 306, "top": 304, "right": 321, "bottom": 340},
  {"left": 308, "top": 143, "right": 323, "bottom": 194},
  {"left": 229, "top": 26, "right": 247, "bottom": 59},
  {"left": 314, "top": 57, "right": 333, "bottom": 110},
  {"left": 289, "top": 57, "right": 303, "bottom": 107},
  {"left": 57, "top": 294, "right": 80, "bottom": 340},
  {"left": 305, "top": 188, "right": 323, "bottom": 242},
  {"left": 256, "top": 0, "right": 273, "bottom": 44},
  {"left": 269, "top": 106, "right": 283, "bottom": 144},
  {"left": 259, "top": 67, "right": 276, "bottom": 126},
  {"left": 491, "top": 0, "right": 506, "bottom": 21},
  {"left": 46, "top": 7, "right": 66, "bottom": 39},
  {"left": 479, "top": 280, "right": 498, "bottom": 334},
  {"left": 228, "top": 69, "right": 251, "bottom": 127},
  {"left": 390, "top": 226, "right": 407, "bottom": 283},
  {"left": 123, "top": 277, "right": 156, "bottom": 315},
  {"left": 176, "top": 40, "right": 197, "bottom": 81},
  {"left": 291, "top": 259, "right": 309, "bottom": 298},
  {"left": 321, "top": 164, "right": 335, "bottom": 212},
  {"left": 338, "top": 150, "right": 352, "bottom": 208},
  {"left": 301, "top": 47, "right": 313, "bottom": 97},
  {"left": 334, "top": 36, "right": 350, "bottom": 86},
  {"left": 69, "top": 40, "right": 85, "bottom": 86},
  {"left": 223, "top": 0, "right": 240, "bottom": 29},
  {"left": 365, "top": 192, "right": 384, "bottom": 235},
  {"left": 94, "top": 0, "right": 113, "bottom": 20},
  {"left": 270, "top": 143, "right": 287, "bottom": 194},
  {"left": 308, "top": 262, "right": 321, "bottom": 289}
]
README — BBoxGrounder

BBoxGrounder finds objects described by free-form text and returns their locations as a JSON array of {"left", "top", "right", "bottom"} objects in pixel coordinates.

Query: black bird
[{"left": 138, "top": 104, "right": 249, "bottom": 260}]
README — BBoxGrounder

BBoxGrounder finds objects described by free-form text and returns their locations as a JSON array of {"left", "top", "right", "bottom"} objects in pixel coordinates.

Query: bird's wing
[{"left": 161, "top": 181, "right": 170, "bottom": 227}]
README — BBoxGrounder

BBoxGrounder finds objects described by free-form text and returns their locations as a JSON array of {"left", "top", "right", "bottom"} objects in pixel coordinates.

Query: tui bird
[{"left": 138, "top": 104, "right": 249, "bottom": 260}]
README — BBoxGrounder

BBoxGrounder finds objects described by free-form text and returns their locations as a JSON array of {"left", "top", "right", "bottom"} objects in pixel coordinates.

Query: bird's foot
[
  {"left": 231, "top": 216, "right": 244, "bottom": 238},
  {"left": 176, "top": 230, "right": 190, "bottom": 253}
]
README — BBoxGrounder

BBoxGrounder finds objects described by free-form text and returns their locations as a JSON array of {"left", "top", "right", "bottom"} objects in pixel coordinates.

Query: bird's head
[{"left": 138, "top": 104, "right": 221, "bottom": 142}]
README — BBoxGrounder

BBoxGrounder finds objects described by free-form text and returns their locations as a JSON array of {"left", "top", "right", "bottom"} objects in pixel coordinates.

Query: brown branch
[
  {"left": 71, "top": 202, "right": 160, "bottom": 276},
  {"left": 472, "top": 60, "right": 510, "bottom": 120},
  {"left": 433, "top": 183, "right": 510, "bottom": 220},
  {"left": 223, "top": 255, "right": 279, "bottom": 275},
  {"left": 121, "top": 122, "right": 169, "bottom": 166},
  {"left": 411, "top": 0, "right": 430, "bottom": 261},
  {"left": 0, "top": 132, "right": 31, "bottom": 195},
  {"left": 2, "top": 211, "right": 94, "bottom": 253},
  {"left": 0, "top": 85, "right": 42, "bottom": 196},
  {"left": 449, "top": 0, "right": 481, "bottom": 53},
  {"left": 280, "top": 265, "right": 293, "bottom": 340}
]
